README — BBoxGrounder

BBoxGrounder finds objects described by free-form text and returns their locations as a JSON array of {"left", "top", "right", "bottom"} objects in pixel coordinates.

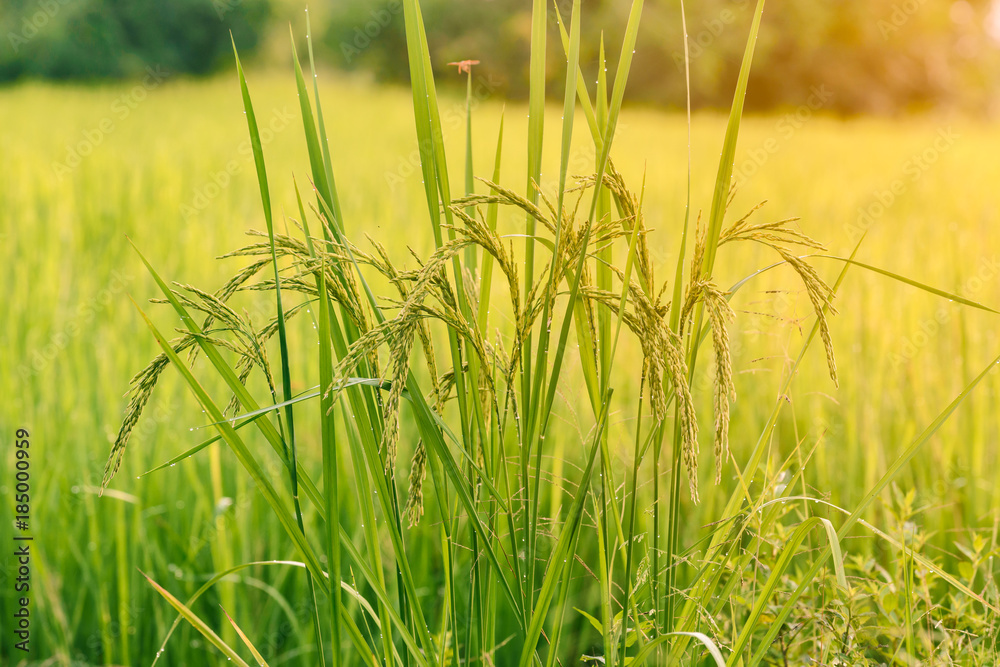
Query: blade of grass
[
  {"left": 660, "top": 2, "right": 693, "bottom": 639},
  {"left": 233, "top": 42, "right": 327, "bottom": 666},
  {"left": 295, "top": 181, "right": 394, "bottom": 666},
  {"left": 518, "top": 390, "right": 614, "bottom": 667},
  {"left": 140, "top": 570, "right": 251, "bottom": 667},
  {"left": 534, "top": 0, "right": 645, "bottom": 489},
  {"left": 221, "top": 606, "right": 271, "bottom": 667},
  {"left": 293, "top": 31, "right": 392, "bottom": 492},
  {"left": 304, "top": 9, "right": 342, "bottom": 224},
  {"left": 725, "top": 516, "right": 849, "bottom": 663},
  {"left": 463, "top": 66, "right": 476, "bottom": 275},
  {"left": 398, "top": 0, "right": 478, "bottom": 523},
  {"left": 293, "top": 35, "right": 394, "bottom": 527},
  {"left": 699, "top": 0, "right": 766, "bottom": 281},
  {"left": 476, "top": 110, "right": 505, "bottom": 333},
  {"left": 290, "top": 32, "right": 335, "bottom": 222},
  {"left": 525, "top": 0, "right": 582, "bottom": 617},
  {"left": 293, "top": 32, "right": 391, "bottom": 497},
  {"left": 815, "top": 255, "right": 1000, "bottom": 314},
  {"left": 139, "top": 412, "right": 270, "bottom": 477},
  {"left": 666, "top": 0, "right": 766, "bottom": 634},
  {"left": 629, "top": 632, "right": 727, "bottom": 667},
  {"left": 553, "top": 7, "right": 600, "bottom": 147},
  {"left": 539, "top": 197, "right": 649, "bottom": 663},
  {"left": 669, "top": 0, "right": 694, "bottom": 334},
  {"left": 313, "top": 206, "right": 344, "bottom": 665},
  {"left": 522, "top": 5, "right": 648, "bottom": 657},
  {"left": 521, "top": 0, "right": 547, "bottom": 432},
  {"left": 303, "top": 203, "right": 445, "bottom": 667},
  {"left": 539, "top": 0, "right": 644, "bottom": 407}
]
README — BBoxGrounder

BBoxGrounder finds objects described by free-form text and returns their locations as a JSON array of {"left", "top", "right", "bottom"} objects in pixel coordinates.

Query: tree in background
[
  {"left": 3, "top": 0, "right": 998, "bottom": 114},
  {"left": 729, "top": 0, "right": 1000, "bottom": 113},
  {"left": 1, "top": 0, "right": 270, "bottom": 81},
  {"left": 319, "top": 0, "right": 1000, "bottom": 114}
]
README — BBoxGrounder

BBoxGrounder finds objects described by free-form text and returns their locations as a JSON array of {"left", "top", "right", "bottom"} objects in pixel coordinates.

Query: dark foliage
[{"left": 0, "top": 0, "right": 271, "bottom": 82}]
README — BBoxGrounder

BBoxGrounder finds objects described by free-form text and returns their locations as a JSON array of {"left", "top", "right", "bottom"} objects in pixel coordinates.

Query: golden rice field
[{"left": 2, "top": 68, "right": 1000, "bottom": 664}]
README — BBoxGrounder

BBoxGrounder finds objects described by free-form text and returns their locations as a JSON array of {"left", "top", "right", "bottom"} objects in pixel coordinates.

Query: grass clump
[{"left": 97, "top": 2, "right": 1000, "bottom": 665}]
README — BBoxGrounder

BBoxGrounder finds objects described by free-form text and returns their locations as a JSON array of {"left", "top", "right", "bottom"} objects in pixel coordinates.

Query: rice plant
[{"left": 98, "top": 2, "right": 1000, "bottom": 665}]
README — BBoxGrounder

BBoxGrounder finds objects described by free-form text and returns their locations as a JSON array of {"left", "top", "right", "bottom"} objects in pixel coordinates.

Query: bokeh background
[{"left": 3, "top": 0, "right": 1000, "bottom": 113}]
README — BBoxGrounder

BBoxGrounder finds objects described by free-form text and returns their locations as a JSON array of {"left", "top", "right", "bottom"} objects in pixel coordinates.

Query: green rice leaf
[
  {"left": 699, "top": 0, "right": 766, "bottom": 280},
  {"left": 140, "top": 570, "right": 250, "bottom": 667},
  {"left": 234, "top": 43, "right": 327, "bottom": 662},
  {"left": 477, "top": 110, "right": 505, "bottom": 332},
  {"left": 220, "top": 606, "right": 270, "bottom": 666},
  {"left": 818, "top": 255, "right": 1000, "bottom": 314}
]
